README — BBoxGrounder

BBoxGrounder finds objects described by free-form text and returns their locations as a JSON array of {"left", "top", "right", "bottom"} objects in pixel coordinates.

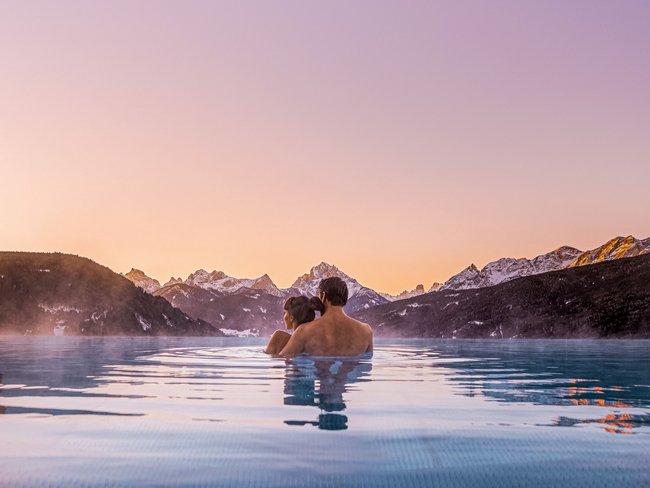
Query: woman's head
[{"left": 283, "top": 295, "right": 324, "bottom": 330}]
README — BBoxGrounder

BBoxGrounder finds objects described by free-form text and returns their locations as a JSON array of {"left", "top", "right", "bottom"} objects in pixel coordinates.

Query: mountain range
[
  {"left": 2, "top": 234, "right": 648, "bottom": 337},
  {"left": 352, "top": 252, "right": 650, "bottom": 338},
  {"left": 440, "top": 235, "right": 650, "bottom": 291},
  {"left": 125, "top": 234, "right": 649, "bottom": 309},
  {"left": 145, "top": 262, "right": 390, "bottom": 335},
  {"left": 118, "top": 234, "right": 649, "bottom": 336},
  {"left": 0, "top": 252, "right": 221, "bottom": 336}
]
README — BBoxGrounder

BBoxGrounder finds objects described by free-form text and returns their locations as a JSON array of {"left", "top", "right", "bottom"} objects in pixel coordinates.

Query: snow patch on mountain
[
  {"left": 135, "top": 312, "right": 152, "bottom": 331},
  {"left": 441, "top": 246, "right": 583, "bottom": 291},
  {"left": 183, "top": 269, "right": 283, "bottom": 296},
  {"left": 219, "top": 328, "right": 259, "bottom": 337},
  {"left": 39, "top": 303, "right": 81, "bottom": 313}
]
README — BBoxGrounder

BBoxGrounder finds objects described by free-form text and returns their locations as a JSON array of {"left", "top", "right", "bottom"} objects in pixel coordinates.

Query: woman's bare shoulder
[
  {"left": 270, "top": 329, "right": 291, "bottom": 337},
  {"left": 265, "top": 330, "right": 292, "bottom": 355}
]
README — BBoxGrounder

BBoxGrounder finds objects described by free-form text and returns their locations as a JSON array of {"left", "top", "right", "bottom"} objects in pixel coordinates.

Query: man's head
[{"left": 318, "top": 277, "right": 348, "bottom": 307}]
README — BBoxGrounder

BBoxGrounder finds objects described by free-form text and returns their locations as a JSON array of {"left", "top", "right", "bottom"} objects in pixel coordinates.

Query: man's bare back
[{"left": 280, "top": 307, "right": 373, "bottom": 356}]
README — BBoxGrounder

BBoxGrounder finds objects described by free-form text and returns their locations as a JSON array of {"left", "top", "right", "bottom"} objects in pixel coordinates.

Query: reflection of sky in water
[{"left": 1, "top": 337, "right": 649, "bottom": 487}]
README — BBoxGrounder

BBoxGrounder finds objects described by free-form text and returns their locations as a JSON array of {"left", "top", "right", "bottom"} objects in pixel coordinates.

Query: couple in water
[{"left": 265, "top": 277, "right": 373, "bottom": 356}]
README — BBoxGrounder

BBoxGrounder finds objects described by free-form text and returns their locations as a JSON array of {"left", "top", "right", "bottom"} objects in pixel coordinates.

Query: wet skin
[
  {"left": 265, "top": 309, "right": 297, "bottom": 355},
  {"left": 280, "top": 299, "right": 373, "bottom": 357}
]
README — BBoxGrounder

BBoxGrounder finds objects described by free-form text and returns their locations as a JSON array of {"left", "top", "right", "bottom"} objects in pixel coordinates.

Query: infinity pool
[{"left": 1, "top": 337, "right": 649, "bottom": 487}]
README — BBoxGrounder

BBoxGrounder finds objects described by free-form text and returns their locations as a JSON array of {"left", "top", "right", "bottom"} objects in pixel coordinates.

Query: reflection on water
[
  {"left": 435, "top": 341, "right": 650, "bottom": 435},
  {"left": 1, "top": 337, "right": 649, "bottom": 487},
  {"left": 283, "top": 356, "right": 373, "bottom": 430}
]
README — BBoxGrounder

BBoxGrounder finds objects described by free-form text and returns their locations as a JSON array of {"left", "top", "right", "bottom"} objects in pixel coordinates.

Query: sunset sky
[{"left": 1, "top": 1, "right": 649, "bottom": 294}]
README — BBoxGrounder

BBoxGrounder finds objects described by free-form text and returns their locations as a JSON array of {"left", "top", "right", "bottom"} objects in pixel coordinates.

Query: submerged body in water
[
  {"left": 266, "top": 277, "right": 374, "bottom": 356},
  {"left": 0, "top": 337, "right": 649, "bottom": 487}
]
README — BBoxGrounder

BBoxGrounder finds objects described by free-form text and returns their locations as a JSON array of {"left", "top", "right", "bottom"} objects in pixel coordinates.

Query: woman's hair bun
[{"left": 309, "top": 296, "right": 325, "bottom": 314}]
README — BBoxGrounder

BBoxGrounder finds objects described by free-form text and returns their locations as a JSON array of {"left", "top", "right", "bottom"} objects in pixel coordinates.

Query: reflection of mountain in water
[
  {"left": 283, "top": 355, "right": 373, "bottom": 430},
  {"left": 436, "top": 340, "right": 650, "bottom": 434},
  {"left": 0, "top": 337, "right": 181, "bottom": 417}
]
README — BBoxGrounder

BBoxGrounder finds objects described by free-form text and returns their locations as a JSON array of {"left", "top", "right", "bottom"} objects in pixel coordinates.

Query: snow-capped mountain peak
[
  {"left": 164, "top": 277, "right": 183, "bottom": 287},
  {"left": 248, "top": 274, "right": 283, "bottom": 297},
  {"left": 440, "top": 264, "right": 481, "bottom": 291},
  {"left": 186, "top": 269, "right": 227, "bottom": 287},
  {"left": 291, "top": 262, "right": 360, "bottom": 297},
  {"left": 440, "top": 244, "right": 584, "bottom": 291},
  {"left": 123, "top": 268, "right": 162, "bottom": 293},
  {"left": 566, "top": 235, "right": 650, "bottom": 268},
  {"left": 289, "top": 262, "right": 388, "bottom": 310},
  {"left": 180, "top": 269, "right": 283, "bottom": 296}
]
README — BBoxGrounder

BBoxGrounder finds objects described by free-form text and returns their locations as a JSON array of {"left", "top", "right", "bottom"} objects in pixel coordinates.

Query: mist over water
[{"left": 1, "top": 337, "right": 649, "bottom": 487}]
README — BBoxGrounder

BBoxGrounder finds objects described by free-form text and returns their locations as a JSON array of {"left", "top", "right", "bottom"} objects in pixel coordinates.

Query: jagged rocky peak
[
  {"left": 293, "top": 262, "right": 344, "bottom": 284},
  {"left": 123, "top": 268, "right": 161, "bottom": 293},
  {"left": 291, "top": 262, "right": 389, "bottom": 310},
  {"left": 428, "top": 282, "right": 443, "bottom": 292},
  {"left": 186, "top": 269, "right": 227, "bottom": 285},
  {"left": 531, "top": 246, "right": 583, "bottom": 269},
  {"left": 184, "top": 269, "right": 238, "bottom": 291},
  {"left": 290, "top": 261, "right": 388, "bottom": 308},
  {"left": 252, "top": 273, "right": 273, "bottom": 285},
  {"left": 249, "top": 274, "right": 283, "bottom": 297},
  {"left": 181, "top": 267, "right": 282, "bottom": 296},
  {"left": 441, "top": 244, "right": 586, "bottom": 292},
  {"left": 439, "top": 235, "right": 650, "bottom": 292},
  {"left": 555, "top": 245, "right": 582, "bottom": 255},
  {"left": 389, "top": 284, "right": 427, "bottom": 301},
  {"left": 440, "top": 264, "right": 481, "bottom": 291},
  {"left": 291, "top": 262, "right": 354, "bottom": 293},
  {"left": 164, "top": 277, "right": 183, "bottom": 287},
  {"left": 566, "top": 235, "right": 650, "bottom": 268}
]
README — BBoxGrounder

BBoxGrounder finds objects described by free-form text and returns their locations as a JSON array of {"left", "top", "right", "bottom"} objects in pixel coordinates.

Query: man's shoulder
[
  {"left": 305, "top": 316, "right": 325, "bottom": 327},
  {"left": 295, "top": 318, "right": 322, "bottom": 335},
  {"left": 348, "top": 316, "right": 372, "bottom": 332}
]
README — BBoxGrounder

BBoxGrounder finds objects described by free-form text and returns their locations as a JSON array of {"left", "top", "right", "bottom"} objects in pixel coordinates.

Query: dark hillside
[
  {"left": 352, "top": 253, "right": 650, "bottom": 338},
  {"left": 0, "top": 252, "right": 222, "bottom": 336}
]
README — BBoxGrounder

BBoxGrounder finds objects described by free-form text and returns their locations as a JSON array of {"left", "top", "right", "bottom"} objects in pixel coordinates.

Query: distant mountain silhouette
[
  {"left": 140, "top": 262, "right": 390, "bottom": 335},
  {"left": 0, "top": 252, "right": 221, "bottom": 336},
  {"left": 352, "top": 253, "right": 650, "bottom": 338},
  {"left": 153, "top": 283, "right": 283, "bottom": 336},
  {"left": 439, "top": 235, "right": 649, "bottom": 291},
  {"left": 566, "top": 235, "right": 650, "bottom": 268}
]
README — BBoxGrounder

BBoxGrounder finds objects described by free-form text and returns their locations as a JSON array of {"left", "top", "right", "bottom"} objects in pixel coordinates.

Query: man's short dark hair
[{"left": 318, "top": 277, "right": 348, "bottom": 306}]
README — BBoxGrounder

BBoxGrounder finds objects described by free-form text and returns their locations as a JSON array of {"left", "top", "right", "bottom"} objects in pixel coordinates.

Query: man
[{"left": 280, "top": 277, "right": 373, "bottom": 356}]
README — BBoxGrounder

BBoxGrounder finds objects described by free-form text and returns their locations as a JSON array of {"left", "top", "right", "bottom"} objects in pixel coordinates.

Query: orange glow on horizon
[{"left": 1, "top": 2, "right": 649, "bottom": 294}]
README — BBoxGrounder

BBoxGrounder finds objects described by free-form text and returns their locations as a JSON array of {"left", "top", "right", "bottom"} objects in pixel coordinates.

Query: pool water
[{"left": 1, "top": 337, "right": 649, "bottom": 487}]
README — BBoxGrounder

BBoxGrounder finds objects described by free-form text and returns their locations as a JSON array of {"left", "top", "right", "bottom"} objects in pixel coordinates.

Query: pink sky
[{"left": 1, "top": 1, "right": 649, "bottom": 294}]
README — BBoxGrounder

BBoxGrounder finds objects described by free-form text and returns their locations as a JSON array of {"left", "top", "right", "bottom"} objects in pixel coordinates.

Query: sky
[{"left": 1, "top": 0, "right": 649, "bottom": 294}]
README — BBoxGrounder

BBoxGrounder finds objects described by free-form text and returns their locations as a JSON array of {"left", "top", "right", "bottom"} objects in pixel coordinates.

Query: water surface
[{"left": 1, "top": 337, "right": 649, "bottom": 487}]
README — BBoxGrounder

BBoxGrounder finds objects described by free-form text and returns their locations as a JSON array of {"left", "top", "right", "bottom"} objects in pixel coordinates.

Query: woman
[{"left": 265, "top": 295, "right": 323, "bottom": 354}]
